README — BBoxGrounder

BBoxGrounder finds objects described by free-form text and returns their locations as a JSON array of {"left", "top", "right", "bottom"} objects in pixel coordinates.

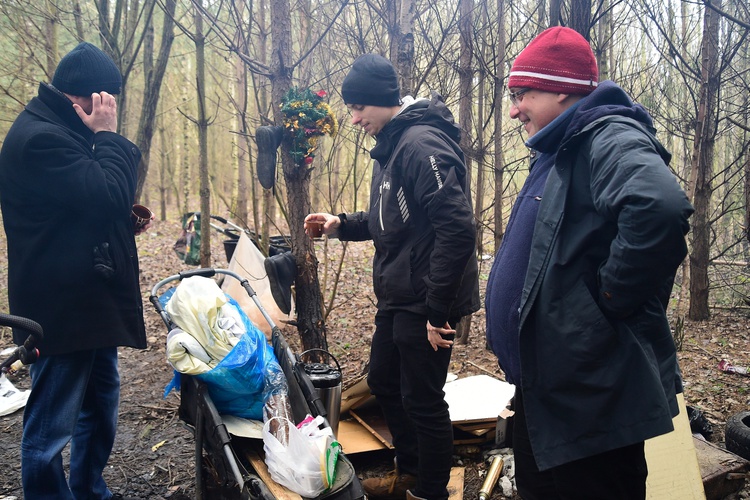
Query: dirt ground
[{"left": 1, "top": 218, "right": 750, "bottom": 499}]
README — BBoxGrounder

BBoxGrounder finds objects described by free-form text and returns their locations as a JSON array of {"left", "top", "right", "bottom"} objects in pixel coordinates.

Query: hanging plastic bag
[{"left": 262, "top": 415, "right": 341, "bottom": 497}]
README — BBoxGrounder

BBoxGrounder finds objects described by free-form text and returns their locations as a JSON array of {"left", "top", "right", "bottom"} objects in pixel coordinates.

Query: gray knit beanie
[
  {"left": 341, "top": 54, "right": 400, "bottom": 107},
  {"left": 52, "top": 42, "right": 122, "bottom": 96}
]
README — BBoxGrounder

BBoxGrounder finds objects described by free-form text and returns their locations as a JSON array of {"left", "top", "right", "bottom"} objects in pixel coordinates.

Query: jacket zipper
[{"left": 378, "top": 183, "right": 385, "bottom": 231}]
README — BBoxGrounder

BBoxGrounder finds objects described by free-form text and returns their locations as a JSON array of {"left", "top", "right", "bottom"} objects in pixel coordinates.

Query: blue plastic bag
[{"left": 161, "top": 289, "right": 281, "bottom": 420}]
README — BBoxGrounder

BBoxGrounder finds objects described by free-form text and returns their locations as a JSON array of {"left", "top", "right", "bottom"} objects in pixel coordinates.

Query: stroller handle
[
  {"left": 0, "top": 313, "right": 44, "bottom": 373},
  {"left": 0, "top": 313, "right": 43, "bottom": 342},
  {"left": 149, "top": 268, "right": 279, "bottom": 333}
]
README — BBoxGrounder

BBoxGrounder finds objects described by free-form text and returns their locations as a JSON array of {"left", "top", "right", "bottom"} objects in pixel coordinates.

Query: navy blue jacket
[{"left": 487, "top": 81, "right": 693, "bottom": 469}]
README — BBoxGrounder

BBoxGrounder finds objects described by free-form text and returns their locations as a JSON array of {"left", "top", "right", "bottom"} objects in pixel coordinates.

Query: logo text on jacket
[{"left": 429, "top": 156, "right": 443, "bottom": 189}]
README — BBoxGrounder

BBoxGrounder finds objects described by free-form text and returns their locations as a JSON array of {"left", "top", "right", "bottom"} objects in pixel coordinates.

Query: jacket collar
[{"left": 26, "top": 83, "right": 95, "bottom": 141}]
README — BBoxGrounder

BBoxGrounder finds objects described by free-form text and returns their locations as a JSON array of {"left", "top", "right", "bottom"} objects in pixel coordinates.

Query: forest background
[
  {"left": 0, "top": 0, "right": 749, "bottom": 497},
  {"left": 0, "top": 0, "right": 747, "bottom": 393}
]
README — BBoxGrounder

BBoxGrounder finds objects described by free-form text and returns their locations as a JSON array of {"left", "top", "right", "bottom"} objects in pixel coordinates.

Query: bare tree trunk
[
  {"left": 135, "top": 0, "right": 176, "bottom": 201},
  {"left": 232, "top": 0, "right": 249, "bottom": 225},
  {"left": 98, "top": 0, "right": 155, "bottom": 141},
  {"left": 569, "top": 0, "right": 592, "bottom": 39},
  {"left": 396, "top": 0, "right": 415, "bottom": 95},
  {"left": 73, "top": 0, "right": 85, "bottom": 40},
  {"left": 595, "top": 0, "right": 610, "bottom": 80},
  {"left": 44, "top": 0, "right": 58, "bottom": 77},
  {"left": 688, "top": 0, "right": 722, "bottom": 320},
  {"left": 270, "top": 0, "right": 327, "bottom": 352},
  {"left": 158, "top": 123, "right": 168, "bottom": 220},
  {"left": 256, "top": 0, "right": 270, "bottom": 252},
  {"left": 493, "top": 0, "right": 506, "bottom": 254},
  {"left": 549, "top": 0, "right": 562, "bottom": 27},
  {"left": 192, "top": 2, "right": 211, "bottom": 267},
  {"left": 456, "top": 0, "right": 474, "bottom": 344},
  {"left": 181, "top": 95, "right": 190, "bottom": 217},
  {"left": 475, "top": 54, "right": 485, "bottom": 259}
]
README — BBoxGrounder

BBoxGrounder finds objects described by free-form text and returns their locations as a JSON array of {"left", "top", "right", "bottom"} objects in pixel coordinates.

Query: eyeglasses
[{"left": 509, "top": 88, "right": 531, "bottom": 107}]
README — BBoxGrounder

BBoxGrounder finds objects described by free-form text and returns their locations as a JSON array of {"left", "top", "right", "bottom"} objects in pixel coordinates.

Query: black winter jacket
[
  {"left": 338, "top": 94, "right": 480, "bottom": 325},
  {"left": 0, "top": 83, "right": 146, "bottom": 355}
]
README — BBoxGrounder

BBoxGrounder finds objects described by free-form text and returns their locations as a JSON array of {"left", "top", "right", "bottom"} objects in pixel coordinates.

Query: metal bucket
[{"left": 300, "top": 349, "right": 342, "bottom": 437}]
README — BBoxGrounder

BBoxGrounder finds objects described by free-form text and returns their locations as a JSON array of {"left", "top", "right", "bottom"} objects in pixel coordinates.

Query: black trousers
[
  {"left": 368, "top": 309, "right": 455, "bottom": 500},
  {"left": 513, "top": 390, "right": 648, "bottom": 500}
]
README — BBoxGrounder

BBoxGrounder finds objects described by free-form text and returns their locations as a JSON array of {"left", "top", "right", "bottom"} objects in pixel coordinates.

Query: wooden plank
[
  {"left": 454, "top": 421, "right": 496, "bottom": 434},
  {"left": 447, "top": 467, "right": 465, "bottom": 500},
  {"left": 693, "top": 437, "right": 749, "bottom": 500},
  {"left": 243, "top": 446, "right": 302, "bottom": 500}
]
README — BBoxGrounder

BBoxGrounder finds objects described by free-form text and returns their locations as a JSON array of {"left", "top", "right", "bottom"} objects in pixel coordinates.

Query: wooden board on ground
[
  {"left": 349, "top": 406, "right": 394, "bottom": 449},
  {"left": 244, "top": 446, "right": 302, "bottom": 500},
  {"left": 644, "top": 392, "right": 706, "bottom": 499},
  {"left": 447, "top": 467, "right": 465, "bottom": 500},
  {"left": 337, "top": 419, "right": 389, "bottom": 454},
  {"left": 693, "top": 436, "right": 749, "bottom": 500}
]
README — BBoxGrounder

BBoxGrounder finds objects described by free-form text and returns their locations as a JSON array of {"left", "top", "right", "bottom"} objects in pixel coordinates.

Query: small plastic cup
[
  {"left": 131, "top": 204, "right": 153, "bottom": 230},
  {"left": 306, "top": 221, "right": 324, "bottom": 238}
]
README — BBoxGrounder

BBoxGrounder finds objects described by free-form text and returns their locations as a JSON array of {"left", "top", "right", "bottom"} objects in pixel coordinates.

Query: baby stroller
[{"left": 149, "top": 268, "right": 364, "bottom": 500}]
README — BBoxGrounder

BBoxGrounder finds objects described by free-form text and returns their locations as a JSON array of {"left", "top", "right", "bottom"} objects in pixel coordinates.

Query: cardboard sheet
[
  {"left": 221, "top": 232, "right": 293, "bottom": 337},
  {"left": 443, "top": 374, "right": 515, "bottom": 423},
  {"left": 645, "top": 392, "right": 706, "bottom": 499}
]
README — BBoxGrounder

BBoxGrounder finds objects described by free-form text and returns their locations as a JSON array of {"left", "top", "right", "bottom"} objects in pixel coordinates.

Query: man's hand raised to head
[{"left": 73, "top": 91, "right": 118, "bottom": 134}]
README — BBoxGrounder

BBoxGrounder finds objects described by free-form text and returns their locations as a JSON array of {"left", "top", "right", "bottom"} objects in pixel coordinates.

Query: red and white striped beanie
[{"left": 508, "top": 27, "right": 598, "bottom": 96}]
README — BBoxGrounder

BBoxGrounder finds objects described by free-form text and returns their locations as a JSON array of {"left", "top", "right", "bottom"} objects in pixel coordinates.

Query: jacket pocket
[{"left": 560, "top": 278, "right": 619, "bottom": 367}]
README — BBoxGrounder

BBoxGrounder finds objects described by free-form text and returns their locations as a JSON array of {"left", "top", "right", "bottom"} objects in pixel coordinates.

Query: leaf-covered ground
[{"left": 1, "top": 218, "right": 749, "bottom": 499}]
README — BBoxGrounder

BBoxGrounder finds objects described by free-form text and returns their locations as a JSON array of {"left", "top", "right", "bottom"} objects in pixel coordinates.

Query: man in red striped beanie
[{"left": 485, "top": 26, "right": 694, "bottom": 499}]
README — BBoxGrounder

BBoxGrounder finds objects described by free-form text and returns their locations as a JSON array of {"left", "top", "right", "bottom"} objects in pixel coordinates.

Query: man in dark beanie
[
  {"left": 305, "top": 53, "right": 479, "bottom": 500},
  {"left": 0, "top": 41, "right": 147, "bottom": 499},
  {"left": 485, "top": 26, "right": 693, "bottom": 498}
]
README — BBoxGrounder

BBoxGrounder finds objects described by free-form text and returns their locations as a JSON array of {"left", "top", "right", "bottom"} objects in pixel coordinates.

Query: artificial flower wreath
[{"left": 280, "top": 87, "right": 338, "bottom": 166}]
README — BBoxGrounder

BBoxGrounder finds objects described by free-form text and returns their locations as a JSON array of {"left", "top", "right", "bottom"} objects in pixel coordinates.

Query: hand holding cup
[{"left": 131, "top": 204, "right": 154, "bottom": 234}]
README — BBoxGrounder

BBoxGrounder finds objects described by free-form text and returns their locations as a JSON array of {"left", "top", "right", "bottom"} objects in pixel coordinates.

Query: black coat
[
  {"left": 0, "top": 83, "right": 146, "bottom": 355},
  {"left": 338, "top": 94, "right": 480, "bottom": 325},
  {"left": 519, "top": 113, "right": 693, "bottom": 470}
]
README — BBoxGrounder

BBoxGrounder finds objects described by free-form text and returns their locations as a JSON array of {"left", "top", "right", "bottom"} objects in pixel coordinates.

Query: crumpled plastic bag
[
  {"left": 161, "top": 276, "right": 285, "bottom": 419},
  {"left": 262, "top": 414, "right": 341, "bottom": 497},
  {"left": 0, "top": 373, "right": 30, "bottom": 417},
  {"left": 165, "top": 276, "right": 243, "bottom": 364}
]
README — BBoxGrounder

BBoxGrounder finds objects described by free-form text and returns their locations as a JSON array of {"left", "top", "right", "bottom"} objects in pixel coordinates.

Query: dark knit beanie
[
  {"left": 341, "top": 54, "right": 400, "bottom": 107},
  {"left": 52, "top": 42, "right": 122, "bottom": 96},
  {"left": 508, "top": 27, "right": 598, "bottom": 96}
]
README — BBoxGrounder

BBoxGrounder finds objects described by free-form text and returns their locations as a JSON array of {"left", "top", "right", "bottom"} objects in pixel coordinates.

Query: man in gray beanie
[
  {"left": 306, "top": 54, "right": 479, "bottom": 500},
  {"left": 0, "top": 42, "right": 147, "bottom": 499}
]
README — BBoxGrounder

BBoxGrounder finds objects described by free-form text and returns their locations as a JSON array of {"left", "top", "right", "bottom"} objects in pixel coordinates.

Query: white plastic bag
[
  {"left": 262, "top": 415, "right": 341, "bottom": 497},
  {"left": 0, "top": 373, "right": 30, "bottom": 417}
]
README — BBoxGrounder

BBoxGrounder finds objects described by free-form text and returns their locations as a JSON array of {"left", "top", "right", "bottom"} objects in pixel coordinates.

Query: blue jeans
[
  {"left": 22, "top": 347, "right": 120, "bottom": 500},
  {"left": 368, "top": 309, "right": 455, "bottom": 500}
]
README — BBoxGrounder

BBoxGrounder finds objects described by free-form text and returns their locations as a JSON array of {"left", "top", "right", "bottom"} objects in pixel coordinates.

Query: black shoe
[
  {"left": 264, "top": 251, "right": 297, "bottom": 314},
  {"left": 256, "top": 125, "right": 283, "bottom": 189}
]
